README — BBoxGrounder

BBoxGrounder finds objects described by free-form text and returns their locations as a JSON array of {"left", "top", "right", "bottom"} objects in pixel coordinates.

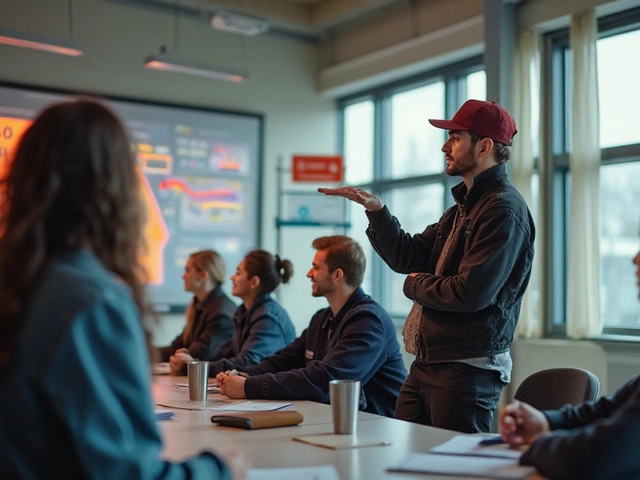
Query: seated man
[
  {"left": 498, "top": 249, "right": 640, "bottom": 480},
  {"left": 219, "top": 235, "right": 407, "bottom": 417}
]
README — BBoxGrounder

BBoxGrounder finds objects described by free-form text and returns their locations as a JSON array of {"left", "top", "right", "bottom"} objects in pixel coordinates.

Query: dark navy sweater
[
  {"left": 521, "top": 374, "right": 640, "bottom": 480},
  {"left": 242, "top": 288, "right": 407, "bottom": 417}
]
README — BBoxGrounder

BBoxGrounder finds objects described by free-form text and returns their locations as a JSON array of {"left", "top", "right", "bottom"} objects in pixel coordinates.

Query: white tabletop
[{"left": 154, "top": 375, "right": 542, "bottom": 479}]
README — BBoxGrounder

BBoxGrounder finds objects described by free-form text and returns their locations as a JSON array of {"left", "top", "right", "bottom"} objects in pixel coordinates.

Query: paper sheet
[
  {"left": 174, "top": 382, "right": 220, "bottom": 393},
  {"left": 210, "top": 401, "right": 294, "bottom": 412},
  {"left": 156, "top": 399, "right": 231, "bottom": 411},
  {"left": 387, "top": 453, "right": 535, "bottom": 479},
  {"left": 430, "top": 435, "right": 524, "bottom": 459},
  {"left": 247, "top": 465, "right": 340, "bottom": 480},
  {"left": 293, "top": 434, "right": 391, "bottom": 450},
  {"left": 152, "top": 362, "right": 171, "bottom": 375},
  {"left": 156, "top": 400, "right": 292, "bottom": 412}
]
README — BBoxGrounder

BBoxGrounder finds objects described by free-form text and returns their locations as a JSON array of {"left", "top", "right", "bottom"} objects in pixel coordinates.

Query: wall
[
  {"left": 318, "top": 0, "right": 637, "bottom": 97},
  {"left": 508, "top": 338, "right": 640, "bottom": 398},
  {"left": 0, "top": 0, "right": 337, "bottom": 334},
  {"left": 319, "top": 0, "right": 484, "bottom": 97}
]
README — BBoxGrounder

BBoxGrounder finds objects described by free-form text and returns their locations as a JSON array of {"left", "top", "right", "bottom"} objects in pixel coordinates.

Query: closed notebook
[{"left": 211, "top": 410, "right": 304, "bottom": 429}]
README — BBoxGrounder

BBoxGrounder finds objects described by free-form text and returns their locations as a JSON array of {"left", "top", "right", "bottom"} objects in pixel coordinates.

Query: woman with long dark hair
[
  {"left": 170, "top": 249, "right": 296, "bottom": 376},
  {"left": 158, "top": 250, "right": 235, "bottom": 361},
  {"left": 0, "top": 100, "right": 244, "bottom": 479}
]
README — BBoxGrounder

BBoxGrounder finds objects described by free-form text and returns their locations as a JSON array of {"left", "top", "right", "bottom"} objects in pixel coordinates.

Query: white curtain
[
  {"left": 513, "top": 28, "right": 543, "bottom": 339},
  {"left": 567, "top": 9, "right": 602, "bottom": 338}
]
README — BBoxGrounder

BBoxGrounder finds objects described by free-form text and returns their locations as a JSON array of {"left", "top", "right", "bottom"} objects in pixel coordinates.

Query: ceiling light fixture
[
  {"left": 0, "top": 28, "right": 84, "bottom": 57},
  {"left": 144, "top": 53, "right": 248, "bottom": 83},
  {"left": 210, "top": 12, "right": 270, "bottom": 37}
]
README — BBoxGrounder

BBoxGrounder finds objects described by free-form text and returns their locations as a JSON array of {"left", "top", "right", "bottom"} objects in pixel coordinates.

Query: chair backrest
[{"left": 513, "top": 367, "right": 600, "bottom": 411}]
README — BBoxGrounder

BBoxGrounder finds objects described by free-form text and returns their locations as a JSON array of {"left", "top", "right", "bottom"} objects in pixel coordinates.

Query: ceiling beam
[{"left": 309, "top": 0, "right": 402, "bottom": 28}]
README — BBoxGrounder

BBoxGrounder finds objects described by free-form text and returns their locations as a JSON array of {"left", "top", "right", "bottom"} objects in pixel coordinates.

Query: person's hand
[
  {"left": 499, "top": 400, "right": 550, "bottom": 446},
  {"left": 317, "top": 186, "right": 384, "bottom": 212},
  {"left": 220, "top": 451, "right": 249, "bottom": 480},
  {"left": 215, "top": 370, "right": 229, "bottom": 386},
  {"left": 220, "top": 375, "right": 247, "bottom": 399},
  {"left": 169, "top": 352, "right": 194, "bottom": 375}
]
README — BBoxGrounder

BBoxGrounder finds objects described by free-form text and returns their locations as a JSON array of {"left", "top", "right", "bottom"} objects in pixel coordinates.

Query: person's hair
[
  {"left": 311, "top": 235, "right": 366, "bottom": 288},
  {"left": 183, "top": 250, "right": 226, "bottom": 344},
  {"left": 468, "top": 130, "right": 511, "bottom": 164},
  {"left": 0, "top": 99, "right": 148, "bottom": 371},
  {"left": 190, "top": 250, "right": 226, "bottom": 285},
  {"left": 242, "top": 249, "right": 293, "bottom": 295}
]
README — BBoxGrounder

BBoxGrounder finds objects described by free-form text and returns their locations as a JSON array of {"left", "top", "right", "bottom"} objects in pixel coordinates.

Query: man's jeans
[{"left": 395, "top": 360, "right": 505, "bottom": 433}]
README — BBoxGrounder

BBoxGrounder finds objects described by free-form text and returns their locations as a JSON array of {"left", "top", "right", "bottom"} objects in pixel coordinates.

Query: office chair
[{"left": 513, "top": 367, "right": 600, "bottom": 411}]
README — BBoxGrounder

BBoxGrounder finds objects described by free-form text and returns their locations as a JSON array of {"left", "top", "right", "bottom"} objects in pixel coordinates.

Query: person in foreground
[
  {"left": 499, "top": 250, "right": 640, "bottom": 480},
  {"left": 158, "top": 250, "right": 236, "bottom": 361},
  {"left": 0, "top": 100, "right": 245, "bottom": 479},
  {"left": 218, "top": 236, "right": 407, "bottom": 417},
  {"left": 169, "top": 250, "right": 296, "bottom": 376},
  {"left": 319, "top": 100, "right": 535, "bottom": 432}
]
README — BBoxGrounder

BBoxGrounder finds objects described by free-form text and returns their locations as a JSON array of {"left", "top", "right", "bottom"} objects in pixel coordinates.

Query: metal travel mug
[
  {"left": 330, "top": 379, "right": 360, "bottom": 434},
  {"left": 187, "top": 361, "right": 209, "bottom": 404}
]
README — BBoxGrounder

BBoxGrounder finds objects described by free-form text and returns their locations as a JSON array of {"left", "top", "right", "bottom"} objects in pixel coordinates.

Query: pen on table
[{"left": 478, "top": 436, "right": 506, "bottom": 446}]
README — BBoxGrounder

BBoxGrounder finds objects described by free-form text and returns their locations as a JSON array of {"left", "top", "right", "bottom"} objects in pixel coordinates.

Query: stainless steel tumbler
[
  {"left": 187, "top": 361, "right": 209, "bottom": 404},
  {"left": 330, "top": 379, "right": 360, "bottom": 434}
]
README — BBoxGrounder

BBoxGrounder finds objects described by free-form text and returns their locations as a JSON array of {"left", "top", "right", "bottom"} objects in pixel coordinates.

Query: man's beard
[{"left": 446, "top": 144, "right": 477, "bottom": 177}]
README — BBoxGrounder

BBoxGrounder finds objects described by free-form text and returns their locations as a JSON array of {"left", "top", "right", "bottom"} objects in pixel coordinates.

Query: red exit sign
[{"left": 292, "top": 155, "right": 343, "bottom": 182}]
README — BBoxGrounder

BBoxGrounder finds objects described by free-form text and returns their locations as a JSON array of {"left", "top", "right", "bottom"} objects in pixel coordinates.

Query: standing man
[
  {"left": 218, "top": 235, "right": 407, "bottom": 417},
  {"left": 319, "top": 99, "right": 535, "bottom": 432}
]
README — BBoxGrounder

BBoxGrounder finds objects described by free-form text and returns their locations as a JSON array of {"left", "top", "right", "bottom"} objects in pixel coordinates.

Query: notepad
[
  {"left": 211, "top": 410, "right": 303, "bottom": 429},
  {"left": 387, "top": 453, "right": 535, "bottom": 479},
  {"left": 293, "top": 433, "right": 391, "bottom": 450},
  {"left": 430, "top": 435, "right": 524, "bottom": 460}
]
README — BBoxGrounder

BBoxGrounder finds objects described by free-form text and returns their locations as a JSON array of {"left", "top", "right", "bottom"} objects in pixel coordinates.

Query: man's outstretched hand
[{"left": 318, "top": 187, "right": 384, "bottom": 212}]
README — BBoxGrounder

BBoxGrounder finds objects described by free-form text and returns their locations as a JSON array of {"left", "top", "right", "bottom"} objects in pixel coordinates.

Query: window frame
[
  {"left": 338, "top": 56, "right": 484, "bottom": 323},
  {"left": 545, "top": 7, "right": 640, "bottom": 337}
]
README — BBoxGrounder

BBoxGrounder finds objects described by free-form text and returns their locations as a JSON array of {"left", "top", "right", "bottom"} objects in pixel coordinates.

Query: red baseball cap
[{"left": 428, "top": 99, "right": 517, "bottom": 146}]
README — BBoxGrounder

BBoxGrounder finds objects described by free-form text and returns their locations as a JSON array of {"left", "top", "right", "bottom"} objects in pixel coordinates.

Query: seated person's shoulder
[
  {"left": 38, "top": 251, "right": 135, "bottom": 314},
  {"left": 349, "top": 297, "right": 393, "bottom": 325}
]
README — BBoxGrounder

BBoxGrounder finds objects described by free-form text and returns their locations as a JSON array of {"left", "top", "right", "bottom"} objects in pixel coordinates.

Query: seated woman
[
  {"left": 0, "top": 100, "right": 244, "bottom": 479},
  {"left": 158, "top": 250, "right": 235, "bottom": 361},
  {"left": 170, "top": 250, "right": 296, "bottom": 376}
]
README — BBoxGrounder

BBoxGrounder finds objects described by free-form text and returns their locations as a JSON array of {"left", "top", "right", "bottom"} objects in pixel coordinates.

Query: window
[
  {"left": 466, "top": 70, "right": 487, "bottom": 101},
  {"left": 547, "top": 8, "right": 640, "bottom": 335},
  {"left": 598, "top": 28, "right": 640, "bottom": 149},
  {"left": 339, "top": 59, "right": 485, "bottom": 321},
  {"left": 387, "top": 184, "right": 445, "bottom": 315},
  {"left": 389, "top": 82, "right": 445, "bottom": 178},
  {"left": 343, "top": 100, "right": 374, "bottom": 185}
]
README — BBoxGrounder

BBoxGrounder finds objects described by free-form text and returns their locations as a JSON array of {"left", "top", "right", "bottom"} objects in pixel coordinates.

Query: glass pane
[
  {"left": 348, "top": 201, "right": 374, "bottom": 296},
  {"left": 389, "top": 82, "right": 445, "bottom": 179},
  {"left": 598, "top": 29, "right": 640, "bottom": 148},
  {"left": 465, "top": 70, "right": 486, "bottom": 101},
  {"left": 600, "top": 162, "right": 640, "bottom": 327},
  {"left": 529, "top": 172, "right": 541, "bottom": 326},
  {"left": 343, "top": 101, "right": 374, "bottom": 185},
  {"left": 386, "top": 184, "right": 445, "bottom": 316}
]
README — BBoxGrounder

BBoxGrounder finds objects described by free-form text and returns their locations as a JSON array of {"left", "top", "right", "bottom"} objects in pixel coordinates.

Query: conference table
[{"left": 155, "top": 376, "right": 542, "bottom": 479}]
